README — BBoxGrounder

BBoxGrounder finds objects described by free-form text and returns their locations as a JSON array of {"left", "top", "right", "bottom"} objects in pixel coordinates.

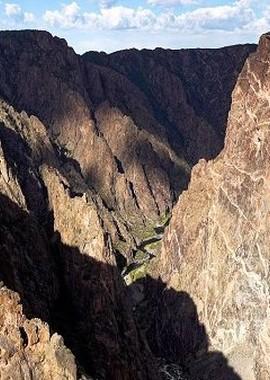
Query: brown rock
[
  {"left": 153, "top": 33, "right": 270, "bottom": 379},
  {"left": 0, "top": 30, "right": 256, "bottom": 257},
  {"left": 0, "top": 99, "right": 158, "bottom": 379},
  {"left": 0, "top": 29, "right": 262, "bottom": 380},
  {"left": 0, "top": 286, "right": 77, "bottom": 380},
  {"left": 85, "top": 44, "right": 256, "bottom": 163}
]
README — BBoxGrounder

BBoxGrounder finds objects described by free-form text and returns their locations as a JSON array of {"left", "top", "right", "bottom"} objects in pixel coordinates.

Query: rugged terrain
[
  {"left": 0, "top": 30, "right": 255, "bottom": 262},
  {"left": 0, "top": 100, "right": 156, "bottom": 379},
  {"left": 0, "top": 286, "right": 77, "bottom": 379},
  {"left": 0, "top": 29, "right": 266, "bottom": 379},
  {"left": 145, "top": 33, "right": 270, "bottom": 380}
]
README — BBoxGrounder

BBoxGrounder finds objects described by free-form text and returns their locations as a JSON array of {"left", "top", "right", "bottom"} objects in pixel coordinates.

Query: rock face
[
  {"left": 0, "top": 29, "right": 262, "bottom": 379},
  {"left": 0, "top": 99, "right": 157, "bottom": 379},
  {"left": 0, "top": 286, "right": 77, "bottom": 380},
  {"left": 85, "top": 44, "right": 255, "bottom": 163},
  {"left": 153, "top": 33, "right": 270, "bottom": 379},
  {"left": 0, "top": 30, "right": 255, "bottom": 260}
]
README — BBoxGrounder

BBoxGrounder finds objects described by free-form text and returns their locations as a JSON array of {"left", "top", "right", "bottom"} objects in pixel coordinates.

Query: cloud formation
[
  {"left": 148, "top": 0, "right": 196, "bottom": 6},
  {"left": 99, "top": 0, "right": 117, "bottom": 8},
  {"left": 5, "top": 2, "right": 34, "bottom": 23},
  {"left": 41, "top": 0, "right": 260, "bottom": 33},
  {"left": 2, "top": 0, "right": 270, "bottom": 52},
  {"left": 5, "top": 3, "right": 20, "bottom": 16},
  {"left": 44, "top": 2, "right": 80, "bottom": 28}
]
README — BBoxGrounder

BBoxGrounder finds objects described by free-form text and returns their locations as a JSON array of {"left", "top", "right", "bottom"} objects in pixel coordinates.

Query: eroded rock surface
[
  {"left": 0, "top": 30, "right": 255, "bottom": 259},
  {"left": 0, "top": 29, "right": 263, "bottom": 380},
  {"left": 0, "top": 99, "right": 157, "bottom": 379},
  {"left": 85, "top": 44, "right": 255, "bottom": 163},
  {"left": 152, "top": 33, "right": 270, "bottom": 379},
  {"left": 0, "top": 286, "right": 77, "bottom": 380}
]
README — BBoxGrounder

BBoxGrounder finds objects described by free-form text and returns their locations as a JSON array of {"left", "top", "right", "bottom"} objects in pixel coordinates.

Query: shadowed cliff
[
  {"left": 0, "top": 193, "right": 242, "bottom": 380},
  {"left": 0, "top": 193, "right": 157, "bottom": 379},
  {"left": 129, "top": 275, "right": 242, "bottom": 380},
  {"left": 0, "top": 30, "right": 257, "bottom": 261},
  {"left": 0, "top": 31, "right": 262, "bottom": 379}
]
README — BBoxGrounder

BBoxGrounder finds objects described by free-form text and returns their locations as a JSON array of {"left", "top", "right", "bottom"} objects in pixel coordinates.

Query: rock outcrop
[
  {"left": 0, "top": 30, "right": 255, "bottom": 260},
  {"left": 0, "top": 99, "right": 157, "bottom": 379},
  {"left": 85, "top": 44, "right": 255, "bottom": 163},
  {"left": 0, "top": 286, "right": 77, "bottom": 380},
  {"left": 152, "top": 33, "right": 270, "bottom": 380},
  {"left": 0, "top": 29, "right": 263, "bottom": 379}
]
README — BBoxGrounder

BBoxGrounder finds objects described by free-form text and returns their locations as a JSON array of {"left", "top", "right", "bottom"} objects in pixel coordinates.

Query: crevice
[
  {"left": 142, "top": 164, "right": 160, "bottom": 216},
  {"left": 60, "top": 180, "right": 84, "bottom": 199},
  {"left": 19, "top": 326, "right": 28, "bottom": 348},
  {"left": 115, "top": 250, "right": 127, "bottom": 273},
  {"left": 128, "top": 180, "right": 140, "bottom": 210},
  {"left": 114, "top": 155, "right": 125, "bottom": 174}
]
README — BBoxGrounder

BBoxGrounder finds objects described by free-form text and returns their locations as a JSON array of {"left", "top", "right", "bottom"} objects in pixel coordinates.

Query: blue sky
[{"left": 1, "top": 1, "right": 270, "bottom": 53}]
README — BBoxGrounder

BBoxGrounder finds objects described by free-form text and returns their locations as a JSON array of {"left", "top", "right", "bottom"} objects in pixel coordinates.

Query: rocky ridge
[
  {"left": 85, "top": 44, "right": 254, "bottom": 163},
  {"left": 0, "top": 30, "right": 255, "bottom": 263},
  {"left": 0, "top": 29, "right": 262, "bottom": 380},
  {"left": 0, "top": 99, "right": 157, "bottom": 379}
]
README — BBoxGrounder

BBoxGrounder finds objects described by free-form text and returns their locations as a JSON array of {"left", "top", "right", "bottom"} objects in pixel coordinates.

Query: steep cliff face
[
  {"left": 152, "top": 33, "right": 270, "bottom": 380},
  {"left": 85, "top": 44, "right": 255, "bottom": 163},
  {"left": 0, "top": 100, "right": 157, "bottom": 379},
  {"left": 41, "top": 164, "right": 157, "bottom": 379},
  {"left": 0, "top": 30, "right": 255, "bottom": 260},
  {"left": 0, "top": 286, "right": 77, "bottom": 380},
  {"left": 0, "top": 30, "right": 263, "bottom": 379},
  {"left": 0, "top": 103, "right": 59, "bottom": 322}
]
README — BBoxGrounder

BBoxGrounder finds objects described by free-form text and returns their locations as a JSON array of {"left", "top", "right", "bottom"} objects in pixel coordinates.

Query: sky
[{"left": 1, "top": 0, "right": 270, "bottom": 53}]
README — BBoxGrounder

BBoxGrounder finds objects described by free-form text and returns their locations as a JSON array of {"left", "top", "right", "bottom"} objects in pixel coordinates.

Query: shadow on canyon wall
[
  {"left": 0, "top": 193, "right": 241, "bottom": 380},
  {"left": 129, "top": 276, "right": 242, "bottom": 380}
]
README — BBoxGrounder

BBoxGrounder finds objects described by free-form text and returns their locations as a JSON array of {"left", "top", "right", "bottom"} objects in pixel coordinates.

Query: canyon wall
[
  {"left": 152, "top": 33, "right": 270, "bottom": 380},
  {"left": 0, "top": 100, "right": 157, "bottom": 379},
  {"left": 0, "top": 286, "right": 77, "bottom": 380},
  {"left": 0, "top": 29, "right": 263, "bottom": 379},
  {"left": 0, "top": 30, "right": 255, "bottom": 261}
]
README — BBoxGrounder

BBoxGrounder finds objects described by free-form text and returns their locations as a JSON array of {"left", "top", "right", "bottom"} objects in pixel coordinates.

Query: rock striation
[
  {"left": 0, "top": 30, "right": 255, "bottom": 260},
  {"left": 0, "top": 286, "right": 77, "bottom": 380},
  {"left": 0, "top": 29, "right": 262, "bottom": 379},
  {"left": 0, "top": 99, "right": 157, "bottom": 379},
  {"left": 85, "top": 44, "right": 255, "bottom": 163},
  {"left": 152, "top": 33, "right": 270, "bottom": 379}
]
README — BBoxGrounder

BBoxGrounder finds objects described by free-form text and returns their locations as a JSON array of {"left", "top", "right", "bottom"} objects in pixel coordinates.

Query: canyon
[{"left": 0, "top": 29, "right": 269, "bottom": 380}]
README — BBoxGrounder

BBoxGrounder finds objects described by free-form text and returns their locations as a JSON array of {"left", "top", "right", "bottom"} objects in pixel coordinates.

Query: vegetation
[{"left": 124, "top": 262, "right": 148, "bottom": 285}]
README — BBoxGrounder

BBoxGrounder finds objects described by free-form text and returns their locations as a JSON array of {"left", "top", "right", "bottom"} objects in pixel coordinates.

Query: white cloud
[
  {"left": 5, "top": 3, "right": 21, "bottom": 16},
  {"left": 44, "top": 2, "right": 81, "bottom": 28},
  {"left": 244, "top": 5, "right": 270, "bottom": 34},
  {"left": 5, "top": 3, "right": 35, "bottom": 23},
  {"left": 99, "top": 0, "right": 116, "bottom": 9},
  {"left": 148, "top": 0, "right": 196, "bottom": 6},
  {"left": 43, "top": 1, "right": 255, "bottom": 33},
  {"left": 168, "top": 0, "right": 255, "bottom": 31},
  {"left": 86, "top": 6, "right": 156, "bottom": 30},
  {"left": 43, "top": 3, "right": 156, "bottom": 30},
  {"left": 24, "top": 12, "right": 35, "bottom": 23}
]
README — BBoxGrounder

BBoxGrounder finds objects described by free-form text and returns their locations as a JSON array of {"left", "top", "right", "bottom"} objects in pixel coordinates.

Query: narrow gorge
[{"left": 0, "top": 29, "right": 269, "bottom": 380}]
